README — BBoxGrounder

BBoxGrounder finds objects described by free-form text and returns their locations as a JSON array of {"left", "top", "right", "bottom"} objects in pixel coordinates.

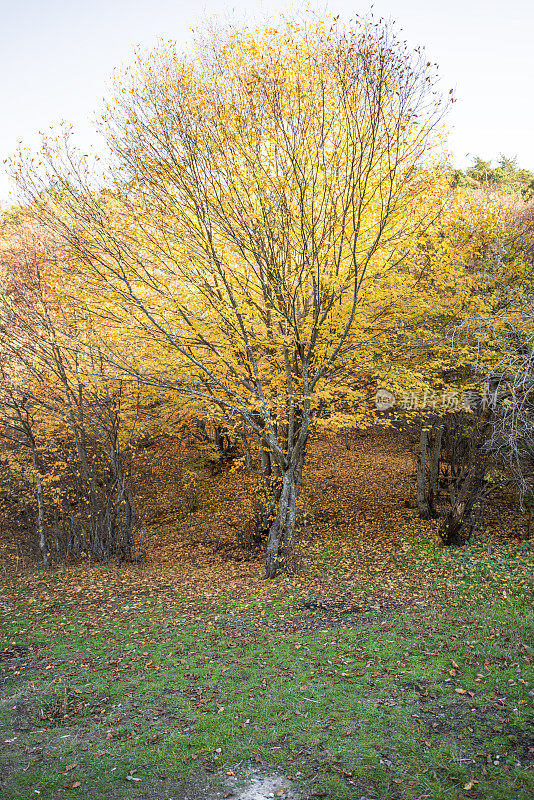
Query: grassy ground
[{"left": 0, "top": 432, "right": 532, "bottom": 799}]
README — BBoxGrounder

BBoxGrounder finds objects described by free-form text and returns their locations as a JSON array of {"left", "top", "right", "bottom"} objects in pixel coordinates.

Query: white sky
[{"left": 1, "top": 0, "right": 533, "bottom": 205}]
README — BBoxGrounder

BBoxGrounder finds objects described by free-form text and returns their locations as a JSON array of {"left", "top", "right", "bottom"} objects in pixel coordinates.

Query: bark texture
[{"left": 439, "top": 414, "right": 492, "bottom": 546}]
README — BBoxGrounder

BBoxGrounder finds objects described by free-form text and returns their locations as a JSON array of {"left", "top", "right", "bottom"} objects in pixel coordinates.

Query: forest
[{"left": 0, "top": 15, "right": 532, "bottom": 800}]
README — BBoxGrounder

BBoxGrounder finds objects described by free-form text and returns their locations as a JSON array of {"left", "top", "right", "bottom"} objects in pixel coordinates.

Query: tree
[
  {"left": 0, "top": 213, "right": 141, "bottom": 563},
  {"left": 485, "top": 303, "right": 534, "bottom": 503},
  {"left": 14, "top": 16, "right": 450, "bottom": 577},
  {"left": 0, "top": 366, "right": 50, "bottom": 566},
  {"left": 453, "top": 155, "right": 534, "bottom": 198},
  {"left": 468, "top": 157, "right": 494, "bottom": 186},
  {"left": 411, "top": 190, "right": 534, "bottom": 545}
]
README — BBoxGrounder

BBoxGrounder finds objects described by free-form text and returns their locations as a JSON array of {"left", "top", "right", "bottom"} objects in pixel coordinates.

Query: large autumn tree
[{"left": 14, "top": 16, "right": 451, "bottom": 576}]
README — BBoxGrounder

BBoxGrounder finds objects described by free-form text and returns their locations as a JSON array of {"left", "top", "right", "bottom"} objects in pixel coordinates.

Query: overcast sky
[{"left": 1, "top": 0, "right": 533, "bottom": 205}]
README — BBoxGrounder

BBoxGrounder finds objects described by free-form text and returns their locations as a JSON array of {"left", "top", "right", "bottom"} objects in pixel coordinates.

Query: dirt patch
[
  {"left": 227, "top": 772, "right": 299, "bottom": 800},
  {"left": 421, "top": 700, "right": 506, "bottom": 736},
  {"left": 38, "top": 691, "right": 90, "bottom": 727},
  {"left": 0, "top": 645, "right": 34, "bottom": 661},
  {"left": 503, "top": 726, "right": 534, "bottom": 761},
  {"left": 419, "top": 700, "right": 534, "bottom": 764},
  {"left": 288, "top": 596, "right": 402, "bottom": 632},
  {"left": 284, "top": 611, "right": 383, "bottom": 632},
  {"left": 217, "top": 596, "right": 403, "bottom": 635}
]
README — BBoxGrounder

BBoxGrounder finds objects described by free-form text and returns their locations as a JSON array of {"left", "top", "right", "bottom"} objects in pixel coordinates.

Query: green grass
[{"left": 1, "top": 562, "right": 532, "bottom": 800}]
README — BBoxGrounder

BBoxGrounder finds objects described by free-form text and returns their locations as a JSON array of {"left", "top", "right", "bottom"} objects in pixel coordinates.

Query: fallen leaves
[
  {"left": 463, "top": 776, "right": 477, "bottom": 791},
  {"left": 2, "top": 431, "right": 533, "bottom": 800},
  {"left": 454, "top": 687, "right": 475, "bottom": 698}
]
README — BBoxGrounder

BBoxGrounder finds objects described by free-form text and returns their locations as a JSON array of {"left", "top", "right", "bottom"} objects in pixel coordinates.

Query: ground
[{"left": 0, "top": 429, "right": 532, "bottom": 799}]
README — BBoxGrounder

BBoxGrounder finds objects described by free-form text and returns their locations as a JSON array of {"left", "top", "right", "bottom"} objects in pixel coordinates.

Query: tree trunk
[
  {"left": 260, "top": 439, "right": 272, "bottom": 476},
  {"left": 117, "top": 477, "right": 135, "bottom": 560},
  {"left": 439, "top": 468, "right": 487, "bottom": 546},
  {"left": 265, "top": 460, "right": 302, "bottom": 578},
  {"left": 439, "top": 415, "right": 492, "bottom": 546},
  {"left": 32, "top": 451, "right": 50, "bottom": 567},
  {"left": 427, "top": 423, "right": 443, "bottom": 516},
  {"left": 417, "top": 427, "right": 432, "bottom": 519},
  {"left": 214, "top": 425, "right": 225, "bottom": 453}
]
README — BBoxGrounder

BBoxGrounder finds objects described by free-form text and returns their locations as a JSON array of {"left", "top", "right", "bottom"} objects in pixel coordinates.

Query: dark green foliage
[{"left": 450, "top": 155, "right": 534, "bottom": 199}]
